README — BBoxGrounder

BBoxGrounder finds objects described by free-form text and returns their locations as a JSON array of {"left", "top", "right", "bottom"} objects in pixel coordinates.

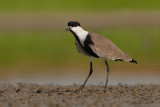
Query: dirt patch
[{"left": 0, "top": 83, "right": 160, "bottom": 107}]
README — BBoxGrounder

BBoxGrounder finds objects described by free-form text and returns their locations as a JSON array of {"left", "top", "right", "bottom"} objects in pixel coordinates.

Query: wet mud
[{"left": 0, "top": 83, "right": 160, "bottom": 107}]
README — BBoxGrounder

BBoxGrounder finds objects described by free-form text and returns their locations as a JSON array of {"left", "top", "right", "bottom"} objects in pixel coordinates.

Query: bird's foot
[
  {"left": 75, "top": 89, "right": 81, "bottom": 93},
  {"left": 104, "top": 88, "right": 107, "bottom": 93},
  {"left": 75, "top": 86, "right": 83, "bottom": 93}
]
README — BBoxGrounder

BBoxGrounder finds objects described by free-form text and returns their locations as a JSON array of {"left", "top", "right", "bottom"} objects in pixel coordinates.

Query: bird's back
[{"left": 89, "top": 32, "right": 132, "bottom": 61}]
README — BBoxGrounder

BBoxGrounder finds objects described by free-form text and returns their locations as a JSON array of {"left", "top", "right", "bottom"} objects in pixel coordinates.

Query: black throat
[{"left": 70, "top": 30, "right": 99, "bottom": 58}]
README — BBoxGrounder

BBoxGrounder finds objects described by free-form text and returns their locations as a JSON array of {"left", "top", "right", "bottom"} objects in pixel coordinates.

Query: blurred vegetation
[
  {"left": 0, "top": 0, "right": 160, "bottom": 74},
  {"left": 0, "top": 0, "right": 160, "bottom": 12},
  {"left": 0, "top": 27, "right": 159, "bottom": 71}
]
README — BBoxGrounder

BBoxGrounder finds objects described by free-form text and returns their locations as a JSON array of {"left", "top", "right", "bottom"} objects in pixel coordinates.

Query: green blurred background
[{"left": 0, "top": 0, "right": 160, "bottom": 84}]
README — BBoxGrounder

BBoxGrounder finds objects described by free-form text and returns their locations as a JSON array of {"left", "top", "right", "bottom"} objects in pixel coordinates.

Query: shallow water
[{"left": 0, "top": 70, "right": 160, "bottom": 85}]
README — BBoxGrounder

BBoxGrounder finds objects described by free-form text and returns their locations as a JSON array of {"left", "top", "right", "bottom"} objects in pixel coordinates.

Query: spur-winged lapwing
[{"left": 66, "top": 21, "right": 137, "bottom": 92}]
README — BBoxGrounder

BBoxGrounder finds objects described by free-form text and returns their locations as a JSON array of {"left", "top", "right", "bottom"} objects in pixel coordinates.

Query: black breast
[
  {"left": 83, "top": 34, "right": 99, "bottom": 58},
  {"left": 70, "top": 31, "right": 99, "bottom": 58}
]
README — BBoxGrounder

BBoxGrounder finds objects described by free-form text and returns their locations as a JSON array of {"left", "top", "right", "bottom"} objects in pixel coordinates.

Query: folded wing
[{"left": 89, "top": 32, "right": 132, "bottom": 61}]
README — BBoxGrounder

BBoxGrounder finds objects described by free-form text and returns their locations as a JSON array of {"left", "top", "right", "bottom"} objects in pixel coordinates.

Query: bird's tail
[{"left": 129, "top": 59, "right": 137, "bottom": 64}]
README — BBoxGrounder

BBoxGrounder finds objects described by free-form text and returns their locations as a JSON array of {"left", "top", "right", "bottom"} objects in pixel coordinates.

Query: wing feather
[
  {"left": 75, "top": 41, "right": 89, "bottom": 56},
  {"left": 89, "top": 32, "right": 132, "bottom": 61}
]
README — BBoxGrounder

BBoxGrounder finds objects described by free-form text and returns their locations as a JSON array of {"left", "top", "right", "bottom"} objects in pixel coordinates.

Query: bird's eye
[{"left": 74, "top": 24, "right": 78, "bottom": 27}]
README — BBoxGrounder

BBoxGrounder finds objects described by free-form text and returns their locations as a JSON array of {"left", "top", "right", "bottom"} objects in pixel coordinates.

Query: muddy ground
[{"left": 0, "top": 83, "right": 160, "bottom": 107}]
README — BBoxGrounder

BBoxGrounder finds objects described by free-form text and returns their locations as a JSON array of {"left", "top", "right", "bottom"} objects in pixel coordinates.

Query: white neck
[{"left": 71, "top": 26, "right": 88, "bottom": 44}]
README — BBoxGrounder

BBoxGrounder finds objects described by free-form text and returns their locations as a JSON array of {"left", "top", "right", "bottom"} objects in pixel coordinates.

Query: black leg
[
  {"left": 104, "top": 60, "right": 110, "bottom": 92},
  {"left": 79, "top": 57, "right": 93, "bottom": 91}
]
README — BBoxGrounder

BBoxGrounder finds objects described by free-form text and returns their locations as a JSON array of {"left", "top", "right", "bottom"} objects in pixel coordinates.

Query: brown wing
[{"left": 89, "top": 32, "right": 132, "bottom": 61}]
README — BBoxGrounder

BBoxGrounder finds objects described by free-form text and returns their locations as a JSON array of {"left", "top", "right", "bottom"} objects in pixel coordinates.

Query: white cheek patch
[{"left": 71, "top": 26, "right": 88, "bottom": 46}]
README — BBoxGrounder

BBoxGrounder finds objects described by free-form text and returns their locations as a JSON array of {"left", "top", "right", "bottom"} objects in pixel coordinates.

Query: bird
[{"left": 66, "top": 21, "right": 137, "bottom": 92}]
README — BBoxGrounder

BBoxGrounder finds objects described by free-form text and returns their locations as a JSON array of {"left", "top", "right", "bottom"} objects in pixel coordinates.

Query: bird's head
[
  {"left": 66, "top": 21, "right": 81, "bottom": 32},
  {"left": 66, "top": 21, "right": 88, "bottom": 39}
]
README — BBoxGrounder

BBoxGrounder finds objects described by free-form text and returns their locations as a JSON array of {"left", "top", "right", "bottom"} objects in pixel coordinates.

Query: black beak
[{"left": 65, "top": 28, "right": 71, "bottom": 31}]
